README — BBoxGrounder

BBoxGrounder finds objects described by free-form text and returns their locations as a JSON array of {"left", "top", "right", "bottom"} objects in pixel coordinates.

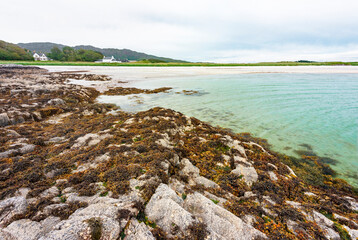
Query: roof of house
[{"left": 103, "top": 56, "right": 115, "bottom": 60}]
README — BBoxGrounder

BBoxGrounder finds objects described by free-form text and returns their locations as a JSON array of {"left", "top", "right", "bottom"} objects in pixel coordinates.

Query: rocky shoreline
[{"left": 0, "top": 65, "right": 357, "bottom": 240}]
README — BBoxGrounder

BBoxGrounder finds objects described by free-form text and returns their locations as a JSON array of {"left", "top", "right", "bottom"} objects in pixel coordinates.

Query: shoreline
[
  {"left": 48, "top": 65, "right": 358, "bottom": 187},
  {"left": 0, "top": 66, "right": 357, "bottom": 239}
]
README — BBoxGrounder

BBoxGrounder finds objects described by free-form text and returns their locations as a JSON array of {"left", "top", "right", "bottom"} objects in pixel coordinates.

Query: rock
[
  {"left": 0, "top": 196, "right": 28, "bottom": 227},
  {"left": 155, "top": 138, "right": 173, "bottom": 149},
  {"left": 231, "top": 164, "right": 258, "bottom": 186},
  {"left": 304, "top": 192, "right": 317, "bottom": 197},
  {"left": 183, "top": 192, "right": 266, "bottom": 239},
  {"left": 168, "top": 178, "right": 186, "bottom": 194},
  {"left": 72, "top": 133, "right": 112, "bottom": 148},
  {"left": 262, "top": 196, "right": 276, "bottom": 205},
  {"left": 6, "top": 129, "right": 20, "bottom": 137},
  {"left": 124, "top": 219, "right": 155, "bottom": 240},
  {"left": 285, "top": 200, "right": 301, "bottom": 209},
  {"left": 242, "top": 215, "right": 257, "bottom": 226},
  {"left": 193, "top": 176, "right": 219, "bottom": 188},
  {"left": 145, "top": 184, "right": 195, "bottom": 237},
  {"left": 267, "top": 163, "right": 278, "bottom": 170},
  {"left": 41, "top": 203, "right": 129, "bottom": 240},
  {"left": 0, "top": 229, "right": 14, "bottom": 240},
  {"left": 0, "top": 113, "right": 10, "bottom": 127},
  {"left": 311, "top": 211, "right": 340, "bottom": 240},
  {"left": 18, "top": 143, "right": 35, "bottom": 155},
  {"left": 32, "top": 112, "right": 42, "bottom": 121},
  {"left": 344, "top": 196, "right": 358, "bottom": 211},
  {"left": 343, "top": 225, "right": 358, "bottom": 240},
  {"left": 47, "top": 137, "right": 66, "bottom": 143},
  {"left": 179, "top": 158, "right": 200, "bottom": 178},
  {"left": 2, "top": 205, "right": 60, "bottom": 240},
  {"left": 47, "top": 98, "right": 65, "bottom": 106},
  {"left": 244, "top": 191, "right": 256, "bottom": 198},
  {"left": 227, "top": 140, "right": 247, "bottom": 158},
  {"left": 40, "top": 186, "right": 59, "bottom": 199},
  {"left": 286, "top": 165, "right": 297, "bottom": 177},
  {"left": 268, "top": 171, "right": 278, "bottom": 181}
]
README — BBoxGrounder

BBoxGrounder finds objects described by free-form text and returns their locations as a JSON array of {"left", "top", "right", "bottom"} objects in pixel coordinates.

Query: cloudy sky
[{"left": 1, "top": 0, "right": 358, "bottom": 62}]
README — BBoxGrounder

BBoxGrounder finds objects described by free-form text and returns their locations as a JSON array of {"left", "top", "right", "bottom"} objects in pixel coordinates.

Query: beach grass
[{"left": 1, "top": 60, "right": 358, "bottom": 67}]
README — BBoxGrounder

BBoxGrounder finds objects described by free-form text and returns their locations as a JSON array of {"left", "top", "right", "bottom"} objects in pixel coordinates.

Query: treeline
[
  {"left": 47, "top": 47, "right": 103, "bottom": 62},
  {"left": 0, "top": 40, "right": 33, "bottom": 60}
]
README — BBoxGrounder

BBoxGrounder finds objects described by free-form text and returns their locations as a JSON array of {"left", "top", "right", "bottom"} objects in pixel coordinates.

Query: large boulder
[
  {"left": 0, "top": 217, "right": 60, "bottom": 240},
  {"left": 0, "top": 196, "right": 28, "bottom": 227},
  {"left": 41, "top": 202, "right": 135, "bottom": 240},
  {"left": 184, "top": 192, "right": 266, "bottom": 240},
  {"left": 145, "top": 184, "right": 195, "bottom": 237}
]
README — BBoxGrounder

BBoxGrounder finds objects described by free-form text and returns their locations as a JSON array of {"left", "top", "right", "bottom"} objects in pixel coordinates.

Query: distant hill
[
  {"left": 17, "top": 42, "right": 187, "bottom": 62},
  {"left": 0, "top": 40, "right": 33, "bottom": 60}
]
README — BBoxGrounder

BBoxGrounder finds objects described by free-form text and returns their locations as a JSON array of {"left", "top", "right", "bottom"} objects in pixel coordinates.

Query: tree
[
  {"left": 47, "top": 46, "right": 103, "bottom": 62},
  {"left": 48, "top": 47, "right": 64, "bottom": 61}
]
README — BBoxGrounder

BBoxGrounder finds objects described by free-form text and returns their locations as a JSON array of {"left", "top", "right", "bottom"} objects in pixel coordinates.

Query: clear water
[{"left": 98, "top": 73, "right": 358, "bottom": 186}]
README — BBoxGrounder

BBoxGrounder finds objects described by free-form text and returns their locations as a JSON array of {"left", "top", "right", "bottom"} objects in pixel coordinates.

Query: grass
[{"left": 1, "top": 60, "right": 358, "bottom": 67}]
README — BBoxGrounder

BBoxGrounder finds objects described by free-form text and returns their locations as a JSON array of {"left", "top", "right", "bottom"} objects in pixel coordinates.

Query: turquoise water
[{"left": 98, "top": 73, "right": 358, "bottom": 186}]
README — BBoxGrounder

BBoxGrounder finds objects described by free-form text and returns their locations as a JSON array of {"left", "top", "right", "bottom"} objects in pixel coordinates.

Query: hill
[
  {"left": 0, "top": 40, "right": 33, "bottom": 60},
  {"left": 17, "top": 42, "right": 187, "bottom": 62}
]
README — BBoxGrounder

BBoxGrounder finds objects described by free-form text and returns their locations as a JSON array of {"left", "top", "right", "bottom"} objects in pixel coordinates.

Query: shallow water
[{"left": 98, "top": 73, "right": 358, "bottom": 186}]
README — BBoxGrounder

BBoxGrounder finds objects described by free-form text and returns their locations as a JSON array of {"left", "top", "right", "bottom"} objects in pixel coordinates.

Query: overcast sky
[{"left": 1, "top": 0, "right": 358, "bottom": 62}]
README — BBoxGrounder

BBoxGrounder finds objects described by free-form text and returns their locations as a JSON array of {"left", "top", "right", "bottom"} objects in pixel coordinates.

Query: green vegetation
[
  {"left": 0, "top": 40, "right": 33, "bottom": 60},
  {"left": 47, "top": 46, "right": 103, "bottom": 62},
  {"left": 1, "top": 60, "right": 357, "bottom": 67},
  {"left": 137, "top": 58, "right": 167, "bottom": 63},
  {"left": 17, "top": 42, "right": 186, "bottom": 62}
]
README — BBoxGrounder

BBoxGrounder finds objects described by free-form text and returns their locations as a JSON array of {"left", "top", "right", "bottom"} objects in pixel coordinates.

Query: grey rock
[
  {"left": 124, "top": 219, "right": 155, "bottom": 240},
  {"left": 184, "top": 192, "right": 266, "bottom": 239},
  {"left": 3, "top": 219, "right": 43, "bottom": 240},
  {"left": 231, "top": 164, "right": 258, "bottom": 186},
  {"left": 179, "top": 158, "right": 200, "bottom": 178},
  {"left": 268, "top": 171, "right": 278, "bottom": 181},
  {"left": 19, "top": 143, "right": 36, "bottom": 155},
  {"left": 47, "top": 98, "right": 65, "bottom": 106},
  {"left": 47, "top": 137, "right": 66, "bottom": 143},
  {"left": 0, "top": 216, "right": 60, "bottom": 240},
  {"left": 145, "top": 184, "right": 195, "bottom": 236},
  {"left": 193, "top": 176, "right": 219, "bottom": 188},
  {"left": 343, "top": 225, "right": 358, "bottom": 240},
  {"left": 40, "top": 186, "right": 60, "bottom": 199},
  {"left": 6, "top": 129, "right": 20, "bottom": 137},
  {"left": 0, "top": 196, "right": 28, "bottom": 227},
  {"left": 344, "top": 196, "right": 358, "bottom": 211},
  {"left": 312, "top": 211, "right": 340, "bottom": 240},
  {"left": 41, "top": 203, "right": 128, "bottom": 240},
  {"left": 0, "top": 113, "right": 10, "bottom": 127}
]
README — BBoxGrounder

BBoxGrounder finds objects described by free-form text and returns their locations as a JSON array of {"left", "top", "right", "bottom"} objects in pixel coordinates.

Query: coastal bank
[{"left": 0, "top": 65, "right": 357, "bottom": 240}]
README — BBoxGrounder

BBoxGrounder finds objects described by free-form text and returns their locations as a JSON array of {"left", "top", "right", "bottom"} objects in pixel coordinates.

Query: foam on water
[{"left": 98, "top": 73, "right": 358, "bottom": 186}]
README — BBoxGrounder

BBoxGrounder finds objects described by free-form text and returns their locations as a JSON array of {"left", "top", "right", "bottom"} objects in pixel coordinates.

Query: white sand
[{"left": 42, "top": 65, "right": 358, "bottom": 80}]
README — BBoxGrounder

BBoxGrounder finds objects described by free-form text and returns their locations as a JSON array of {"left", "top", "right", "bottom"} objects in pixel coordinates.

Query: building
[
  {"left": 102, "top": 56, "right": 119, "bottom": 63},
  {"left": 33, "top": 53, "right": 48, "bottom": 61}
]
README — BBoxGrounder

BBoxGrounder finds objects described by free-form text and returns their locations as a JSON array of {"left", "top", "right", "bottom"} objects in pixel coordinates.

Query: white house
[
  {"left": 102, "top": 56, "right": 119, "bottom": 63},
  {"left": 33, "top": 53, "right": 48, "bottom": 61}
]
